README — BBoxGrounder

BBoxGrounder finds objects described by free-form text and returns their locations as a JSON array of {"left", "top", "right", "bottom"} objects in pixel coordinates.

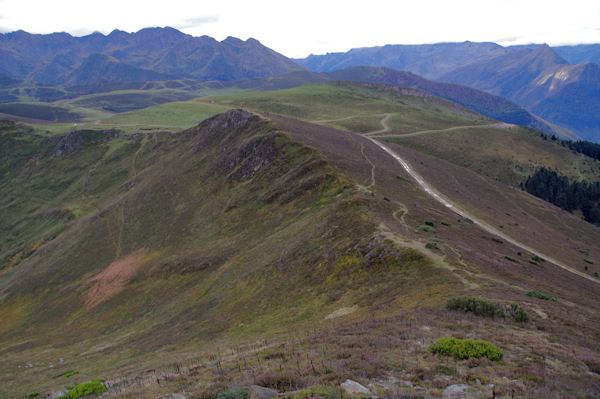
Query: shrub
[
  {"left": 419, "top": 225, "right": 437, "bottom": 233},
  {"left": 58, "top": 379, "right": 107, "bottom": 399},
  {"left": 281, "top": 385, "right": 341, "bottom": 399},
  {"left": 52, "top": 370, "right": 78, "bottom": 379},
  {"left": 446, "top": 296, "right": 529, "bottom": 322},
  {"left": 441, "top": 221, "right": 451, "bottom": 226},
  {"left": 507, "top": 303, "right": 529, "bottom": 322},
  {"left": 424, "top": 220, "right": 435, "bottom": 227},
  {"left": 430, "top": 337, "right": 503, "bottom": 361},
  {"left": 216, "top": 388, "right": 249, "bottom": 399},
  {"left": 526, "top": 290, "right": 557, "bottom": 301},
  {"left": 584, "top": 259, "right": 595, "bottom": 264},
  {"left": 254, "top": 371, "right": 305, "bottom": 391},
  {"left": 446, "top": 297, "right": 502, "bottom": 318},
  {"left": 425, "top": 242, "right": 439, "bottom": 250},
  {"left": 504, "top": 255, "right": 518, "bottom": 263},
  {"left": 492, "top": 238, "right": 504, "bottom": 244}
]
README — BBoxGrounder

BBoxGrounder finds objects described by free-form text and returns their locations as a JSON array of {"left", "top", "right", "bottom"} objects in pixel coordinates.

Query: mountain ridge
[
  {"left": 0, "top": 27, "right": 303, "bottom": 84},
  {"left": 295, "top": 41, "right": 599, "bottom": 141}
]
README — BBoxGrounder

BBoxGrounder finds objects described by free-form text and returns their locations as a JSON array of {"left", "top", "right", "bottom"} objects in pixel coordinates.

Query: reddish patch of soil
[{"left": 85, "top": 249, "right": 146, "bottom": 308}]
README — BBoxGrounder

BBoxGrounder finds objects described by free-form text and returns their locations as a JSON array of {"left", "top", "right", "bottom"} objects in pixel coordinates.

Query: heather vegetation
[{"left": 1, "top": 81, "right": 600, "bottom": 397}]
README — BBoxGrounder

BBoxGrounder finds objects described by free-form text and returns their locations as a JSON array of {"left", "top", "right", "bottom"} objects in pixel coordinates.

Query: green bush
[
  {"left": 430, "top": 337, "right": 503, "bottom": 361},
  {"left": 446, "top": 297, "right": 503, "bottom": 318},
  {"left": 425, "top": 242, "right": 439, "bottom": 250},
  {"left": 58, "top": 379, "right": 107, "bottom": 399},
  {"left": 441, "top": 221, "right": 451, "bottom": 226},
  {"left": 52, "top": 370, "right": 78, "bottom": 379},
  {"left": 526, "top": 290, "right": 557, "bottom": 301},
  {"left": 446, "top": 296, "right": 529, "bottom": 322},
  {"left": 584, "top": 259, "right": 595, "bottom": 264},
  {"left": 419, "top": 225, "right": 437, "bottom": 233},
  {"left": 281, "top": 385, "right": 345, "bottom": 399},
  {"left": 216, "top": 388, "right": 250, "bottom": 399},
  {"left": 424, "top": 220, "right": 435, "bottom": 227},
  {"left": 504, "top": 255, "right": 518, "bottom": 263},
  {"left": 507, "top": 303, "right": 529, "bottom": 322}
]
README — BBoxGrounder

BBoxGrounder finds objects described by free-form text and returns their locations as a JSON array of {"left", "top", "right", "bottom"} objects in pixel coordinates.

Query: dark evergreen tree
[{"left": 525, "top": 167, "right": 600, "bottom": 226}]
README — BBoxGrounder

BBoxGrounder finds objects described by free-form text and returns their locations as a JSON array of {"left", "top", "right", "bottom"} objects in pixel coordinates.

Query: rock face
[
  {"left": 442, "top": 384, "right": 469, "bottom": 398},
  {"left": 249, "top": 385, "right": 278, "bottom": 399},
  {"left": 341, "top": 379, "right": 372, "bottom": 395}
]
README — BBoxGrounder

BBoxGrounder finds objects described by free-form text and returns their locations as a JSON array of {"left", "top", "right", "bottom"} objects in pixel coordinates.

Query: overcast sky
[{"left": 0, "top": 0, "right": 598, "bottom": 58}]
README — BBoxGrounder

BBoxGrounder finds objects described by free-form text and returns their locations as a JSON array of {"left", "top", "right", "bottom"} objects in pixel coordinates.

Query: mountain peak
[
  {"left": 531, "top": 43, "right": 568, "bottom": 65},
  {"left": 222, "top": 36, "right": 246, "bottom": 45}
]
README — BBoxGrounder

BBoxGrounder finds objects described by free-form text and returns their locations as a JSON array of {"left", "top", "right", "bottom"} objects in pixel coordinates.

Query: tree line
[
  {"left": 524, "top": 167, "right": 600, "bottom": 226},
  {"left": 540, "top": 132, "right": 600, "bottom": 162}
]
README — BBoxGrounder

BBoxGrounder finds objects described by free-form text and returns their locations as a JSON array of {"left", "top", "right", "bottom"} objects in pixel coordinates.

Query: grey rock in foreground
[
  {"left": 442, "top": 384, "right": 469, "bottom": 397},
  {"left": 341, "top": 379, "right": 372, "bottom": 395},
  {"left": 249, "top": 385, "right": 278, "bottom": 399}
]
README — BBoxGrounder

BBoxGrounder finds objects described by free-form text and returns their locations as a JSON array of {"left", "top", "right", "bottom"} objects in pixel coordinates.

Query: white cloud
[
  {"left": 0, "top": 0, "right": 598, "bottom": 57},
  {"left": 175, "top": 16, "right": 219, "bottom": 30}
]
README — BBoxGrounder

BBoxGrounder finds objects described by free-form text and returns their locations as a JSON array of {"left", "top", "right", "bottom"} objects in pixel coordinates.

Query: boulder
[
  {"left": 341, "top": 379, "right": 372, "bottom": 395},
  {"left": 250, "top": 385, "right": 278, "bottom": 399},
  {"left": 442, "top": 384, "right": 469, "bottom": 397}
]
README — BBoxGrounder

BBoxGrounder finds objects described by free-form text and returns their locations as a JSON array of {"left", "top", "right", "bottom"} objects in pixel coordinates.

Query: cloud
[
  {"left": 174, "top": 16, "right": 219, "bottom": 29},
  {"left": 69, "top": 27, "right": 97, "bottom": 37},
  {"left": 576, "top": 26, "right": 600, "bottom": 32},
  {"left": 494, "top": 36, "right": 521, "bottom": 43}
]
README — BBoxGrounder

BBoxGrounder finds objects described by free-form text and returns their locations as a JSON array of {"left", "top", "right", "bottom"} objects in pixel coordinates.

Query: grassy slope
[
  {"left": 203, "top": 83, "right": 490, "bottom": 133},
  {"left": 0, "top": 113, "right": 448, "bottom": 397},
  {"left": 383, "top": 125, "right": 600, "bottom": 185},
  {"left": 206, "top": 83, "right": 600, "bottom": 185},
  {"left": 1, "top": 83, "right": 600, "bottom": 397}
]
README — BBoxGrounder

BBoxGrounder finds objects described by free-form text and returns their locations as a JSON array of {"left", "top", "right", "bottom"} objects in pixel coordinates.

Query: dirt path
[
  {"left": 368, "top": 122, "right": 513, "bottom": 138},
  {"left": 364, "top": 113, "right": 391, "bottom": 135},
  {"left": 365, "top": 118, "right": 599, "bottom": 284},
  {"left": 311, "top": 113, "right": 388, "bottom": 124},
  {"left": 360, "top": 143, "right": 376, "bottom": 189}
]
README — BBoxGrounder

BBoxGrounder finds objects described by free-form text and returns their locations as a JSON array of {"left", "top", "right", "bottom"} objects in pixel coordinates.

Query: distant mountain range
[
  {"left": 0, "top": 27, "right": 300, "bottom": 84},
  {"left": 296, "top": 42, "right": 600, "bottom": 141}
]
